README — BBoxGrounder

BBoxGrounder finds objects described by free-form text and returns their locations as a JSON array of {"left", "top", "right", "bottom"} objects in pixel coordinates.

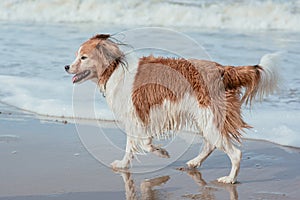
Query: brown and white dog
[{"left": 65, "top": 34, "right": 279, "bottom": 184}]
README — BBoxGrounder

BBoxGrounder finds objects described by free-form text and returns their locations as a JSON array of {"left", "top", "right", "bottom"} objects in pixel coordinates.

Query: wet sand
[{"left": 1, "top": 107, "right": 300, "bottom": 200}]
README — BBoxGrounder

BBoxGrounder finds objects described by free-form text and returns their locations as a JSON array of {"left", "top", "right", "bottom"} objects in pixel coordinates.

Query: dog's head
[{"left": 65, "top": 34, "right": 124, "bottom": 84}]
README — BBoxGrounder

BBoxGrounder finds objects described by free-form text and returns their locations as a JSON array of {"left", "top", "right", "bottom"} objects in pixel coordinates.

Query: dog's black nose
[{"left": 64, "top": 65, "right": 70, "bottom": 71}]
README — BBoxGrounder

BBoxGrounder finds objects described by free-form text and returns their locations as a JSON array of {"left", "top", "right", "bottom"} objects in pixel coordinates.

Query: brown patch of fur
[
  {"left": 91, "top": 34, "right": 111, "bottom": 40},
  {"left": 79, "top": 34, "right": 111, "bottom": 55},
  {"left": 98, "top": 59, "right": 121, "bottom": 90},
  {"left": 223, "top": 65, "right": 262, "bottom": 105},
  {"left": 132, "top": 84, "right": 177, "bottom": 123},
  {"left": 223, "top": 90, "right": 251, "bottom": 142},
  {"left": 219, "top": 65, "right": 262, "bottom": 142},
  {"left": 138, "top": 57, "right": 211, "bottom": 106},
  {"left": 80, "top": 39, "right": 100, "bottom": 55},
  {"left": 132, "top": 56, "right": 211, "bottom": 124}
]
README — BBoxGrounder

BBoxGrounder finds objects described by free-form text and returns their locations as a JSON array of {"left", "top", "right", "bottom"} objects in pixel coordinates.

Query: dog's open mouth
[{"left": 72, "top": 70, "right": 91, "bottom": 83}]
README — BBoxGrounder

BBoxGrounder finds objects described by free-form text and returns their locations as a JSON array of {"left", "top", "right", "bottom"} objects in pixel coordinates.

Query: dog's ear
[
  {"left": 96, "top": 41, "right": 124, "bottom": 66},
  {"left": 92, "top": 34, "right": 110, "bottom": 40}
]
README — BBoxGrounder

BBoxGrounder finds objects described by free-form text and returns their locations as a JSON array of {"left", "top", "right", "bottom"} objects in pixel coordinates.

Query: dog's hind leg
[
  {"left": 217, "top": 139, "right": 242, "bottom": 184},
  {"left": 186, "top": 138, "right": 215, "bottom": 168},
  {"left": 143, "top": 137, "right": 170, "bottom": 158},
  {"left": 111, "top": 136, "right": 135, "bottom": 169}
]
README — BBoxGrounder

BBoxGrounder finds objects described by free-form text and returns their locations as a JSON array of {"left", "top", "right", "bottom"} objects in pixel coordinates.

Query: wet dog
[{"left": 65, "top": 34, "right": 279, "bottom": 183}]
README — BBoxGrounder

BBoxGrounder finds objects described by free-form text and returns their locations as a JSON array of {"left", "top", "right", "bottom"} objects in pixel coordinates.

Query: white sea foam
[
  {"left": 0, "top": 0, "right": 300, "bottom": 31},
  {"left": 244, "top": 108, "right": 300, "bottom": 148},
  {"left": 0, "top": 75, "right": 114, "bottom": 120},
  {"left": 0, "top": 134, "right": 20, "bottom": 142}
]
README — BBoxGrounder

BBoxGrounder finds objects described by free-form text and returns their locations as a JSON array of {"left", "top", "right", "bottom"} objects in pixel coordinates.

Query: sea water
[{"left": 0, "top": 0, "right": 299, "bottom": 147}]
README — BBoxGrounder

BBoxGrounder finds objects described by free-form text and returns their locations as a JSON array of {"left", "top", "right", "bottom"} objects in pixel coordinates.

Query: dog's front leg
[{"left": 111, "top": 136, "right": 134, "bottom": 169}]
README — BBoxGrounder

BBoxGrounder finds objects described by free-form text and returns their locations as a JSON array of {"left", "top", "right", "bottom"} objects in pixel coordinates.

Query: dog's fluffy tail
[{"left": 223, "top": 53, "right": 280, "bottom": 104}]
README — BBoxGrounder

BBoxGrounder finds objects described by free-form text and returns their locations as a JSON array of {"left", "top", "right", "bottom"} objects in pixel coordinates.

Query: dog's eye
[{"left": 81, "top": 56, "right": 87, "bottom": 60}]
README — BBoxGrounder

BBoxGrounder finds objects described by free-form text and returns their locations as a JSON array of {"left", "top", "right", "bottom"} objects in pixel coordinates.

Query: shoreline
[
  {"left": 1, "top": 105, "right": 300, "bottom": 199},
  {"left": 242, "top": 137, "right": 300, "bottom": 151},
  {"left": 1, "top": 102, "right": 299, "bottom": 150}
]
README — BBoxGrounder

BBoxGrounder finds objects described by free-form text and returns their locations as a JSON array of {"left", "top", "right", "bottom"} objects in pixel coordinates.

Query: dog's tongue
[
  {"left": 71, "top": 70, "right": 90, "bottom": 84},
  {"left": 72, "top": 75, "right": 78, "bottom": 83}
]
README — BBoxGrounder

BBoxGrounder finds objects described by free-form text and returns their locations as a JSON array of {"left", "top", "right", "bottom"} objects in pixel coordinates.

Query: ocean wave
[{"left": 1, "top": 0, "right": 300, "bottom": 31}]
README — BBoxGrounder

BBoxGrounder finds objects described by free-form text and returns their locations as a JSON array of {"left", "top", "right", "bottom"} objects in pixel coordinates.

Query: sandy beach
[
  {"left": 0, "top": 0, "right": 300, "bottom": 199},
  {"left": 1, "top": 104, "right": 300, "bottom": 200}
]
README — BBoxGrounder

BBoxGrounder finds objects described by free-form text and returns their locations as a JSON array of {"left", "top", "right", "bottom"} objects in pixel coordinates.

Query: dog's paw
[
  {"left": 217, "top": 176, "right": 236, "bottom": 184},
  {"left": 152, "top": 147, "right": 170, "bottom": 158},
  {"left": 111, "top": 160, "right": 129, "bottom": 169},
  {"left": 186, "top": 159, "right": 200, "bottom": 168}
]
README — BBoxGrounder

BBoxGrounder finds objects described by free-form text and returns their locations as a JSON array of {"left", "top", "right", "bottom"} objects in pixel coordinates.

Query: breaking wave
[{"left": 1, "top": 0, "right": 300, "bottom": 31}]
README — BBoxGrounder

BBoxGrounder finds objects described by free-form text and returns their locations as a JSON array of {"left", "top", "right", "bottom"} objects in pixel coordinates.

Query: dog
[{"left": 65, "top": 34, "right": 279, "bottom": 184}]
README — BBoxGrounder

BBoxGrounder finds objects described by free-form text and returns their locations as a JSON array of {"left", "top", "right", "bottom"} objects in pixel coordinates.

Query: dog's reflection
[
  {"left": 115, "top": 170, "right": 170, "bottom": 200},
  {"left": 179, "top": 168, "right": 238, "bottom": 200},
  {"left": 114, "top": 169, "right": 238, "bottom": 200}
]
